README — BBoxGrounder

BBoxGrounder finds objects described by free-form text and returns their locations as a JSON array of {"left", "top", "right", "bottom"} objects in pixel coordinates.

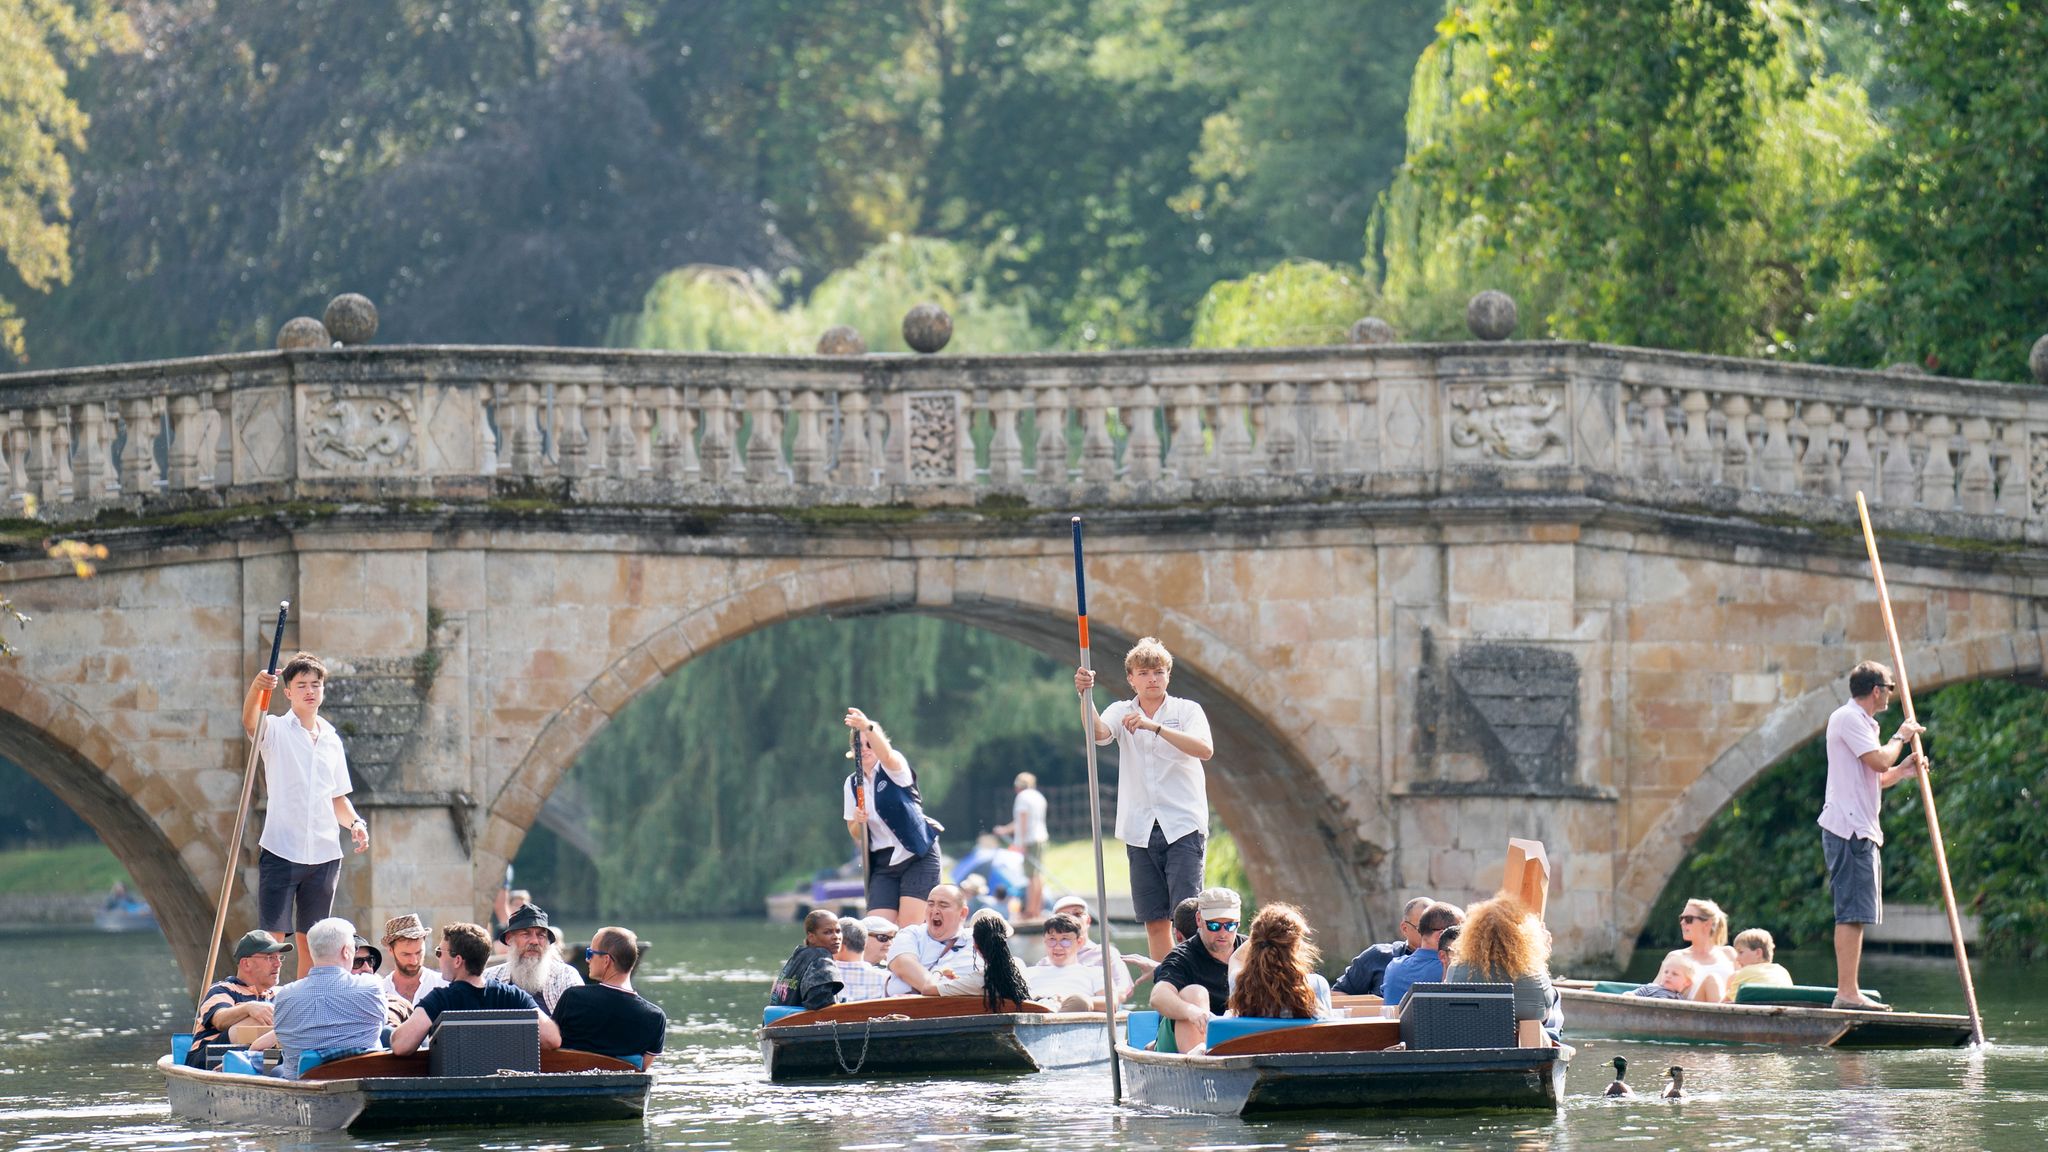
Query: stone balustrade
[{"left": 1, "top": 342, "right": 2042, "bottom": 540}]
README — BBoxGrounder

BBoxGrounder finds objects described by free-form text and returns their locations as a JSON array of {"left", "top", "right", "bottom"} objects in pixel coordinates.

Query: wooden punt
[
  {"left": 1118, "top": 1019, "right": 1568, "bottom": 1117},
  {"left": 158, "top": 1050, "right": 652, "bottom": 1133},
  {"left": 1556, "top": 984, "right": 1976, "bottom": 1048},
  {"left": 758, "top": 996, "right": 1112, "bottom": 1080}
]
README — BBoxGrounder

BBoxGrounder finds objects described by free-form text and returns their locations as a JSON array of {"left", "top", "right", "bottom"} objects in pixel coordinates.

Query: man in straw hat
[
  {"left": 379, "top": 913, "right": 447, "bottom": 1005},
  {"left": 483, "top": 902, "right": 582, "bottom": 1013}
]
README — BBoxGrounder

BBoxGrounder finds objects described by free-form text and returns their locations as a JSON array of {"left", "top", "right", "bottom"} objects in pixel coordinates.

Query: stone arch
[
  {"left": 477, "top": 557, "right": 1389, "bottom": 945},
  {"left": 0, "top": 667, "right": 215, "bottom": 995},
  {"left": 1613, "top": 629, "right": 2047, "bottom": 964}
]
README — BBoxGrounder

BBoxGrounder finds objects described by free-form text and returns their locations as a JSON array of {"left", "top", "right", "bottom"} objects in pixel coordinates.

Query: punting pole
[
  {"left": 852, "top": 729, "right": 870, "bottom": 908},
  {"left": 1071, "top": 516, "right": 1123, "bottom": 1101},
  {"left": 201, "top": 601, "right": 289, "bottom": 991},
  {"left": 1855, "top": 492, "right": 1985, "bottom": 1045}
]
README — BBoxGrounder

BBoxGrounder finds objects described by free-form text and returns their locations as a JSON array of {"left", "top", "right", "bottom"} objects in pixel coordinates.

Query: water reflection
[{"left": 2, "top": 923, "right": 2045, "bottom": 1151}]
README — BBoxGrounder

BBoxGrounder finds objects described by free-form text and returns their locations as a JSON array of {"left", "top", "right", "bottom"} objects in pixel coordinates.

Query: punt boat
[
  {"left": 1556, "top": 981, "right": 1976, "bottom": 1048},
  {"left": 158, "top": 1049, "right": 652, "bottom": 1133},
  {"left": 759, "top": 996, "right": 1112, "bottom": 1080}
]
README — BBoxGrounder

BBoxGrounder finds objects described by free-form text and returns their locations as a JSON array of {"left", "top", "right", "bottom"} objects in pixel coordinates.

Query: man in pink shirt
[{"left": 1819, "top": 660, "right": 1925, "bottom": 1010}]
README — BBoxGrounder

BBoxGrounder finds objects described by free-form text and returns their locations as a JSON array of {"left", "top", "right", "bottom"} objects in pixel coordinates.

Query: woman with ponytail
[
  {"left": 1226, "top": 904, "right": 1332, "bottom": 1020},
  {"left": 933, "top": 910, "right": 1035, "bottom": 1013}
]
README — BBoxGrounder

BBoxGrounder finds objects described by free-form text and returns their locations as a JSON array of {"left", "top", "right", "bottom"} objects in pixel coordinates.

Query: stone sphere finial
[
  {"left": 1466, "top": 290, "right": 1518, "bottom": 341},
  {"left": 1349, "top": 316, "right": 1397, "bottom": 346},
  {"left": 902, "top": 303, "right": 953, "bottom": 354},
  {"left": 323, "top": 293, "right": 379, "bottom": 345},
  {"left": 2031, "top": 334, "right": 2048, "bottom": 385},
  {"left": 817, "top": 325, "right": 867, "bottom": 356},
  {"left": 276, "top": 316, "right": 331, "bottom": 351}
]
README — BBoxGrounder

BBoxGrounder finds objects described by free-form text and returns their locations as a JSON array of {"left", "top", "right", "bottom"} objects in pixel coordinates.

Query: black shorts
[
  {"left": 258, "top": 848, "right": 341, "bottom": 934},
  {"left": 1128, "top": 823, "right": 1206, "bottom": 924},
  {"left": 868, "top": 839, "right": 942, "bottom": 913},
  {"left": 1823, "top": 831, "right": 1883, "bottom": 925}
]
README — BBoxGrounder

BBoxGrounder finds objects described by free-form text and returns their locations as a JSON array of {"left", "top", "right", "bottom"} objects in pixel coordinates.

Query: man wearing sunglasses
[
  {"left": 1148, "top": 887, "right": 1246, "bottom": 1053},
  {"left": 1821, "top": 660, "right": 1927, "bottom": 1010},
  {"left": 392, "top": 923, "right": 560, "bottom": 1055},
  {"left": 1333, "top": 895, "right": 1435, "bottom": 997},
  {"left": 554, "top": 927, "right": 665, "bottom": 1064}
]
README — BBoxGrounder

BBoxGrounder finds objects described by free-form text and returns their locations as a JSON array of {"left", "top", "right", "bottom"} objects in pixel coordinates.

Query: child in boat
[
  {"left": 1627, "top": 955, "right": 1696, "bottom": 1000},
  {"left": 1723, "top": 928, "right": 1794, "bottom": 1000}
]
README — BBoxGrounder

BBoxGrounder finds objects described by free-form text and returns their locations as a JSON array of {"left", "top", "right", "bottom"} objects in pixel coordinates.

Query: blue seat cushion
[
  {"left": 1125, "top": 1010, "right": 1159, "bottom": 1051},
  {"left": 1593, "top": 981, "right": 1638, "bottom": 995},
  {"left": 1205, "top": 1016, "right": 1317, "bottom": 1049},
  {"left": 762, "top": 1005, "right": 806, "bottom": 1026}
]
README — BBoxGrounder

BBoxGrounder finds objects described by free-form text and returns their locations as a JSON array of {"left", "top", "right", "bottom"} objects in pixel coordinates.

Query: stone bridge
[{"left": 0, "top": 338, "right": 2043, "bottom": 994}]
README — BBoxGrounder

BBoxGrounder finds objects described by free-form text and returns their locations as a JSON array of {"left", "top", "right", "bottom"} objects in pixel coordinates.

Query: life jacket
[{"left": 852, "top": 764, "right": 942, "bottom": 857}]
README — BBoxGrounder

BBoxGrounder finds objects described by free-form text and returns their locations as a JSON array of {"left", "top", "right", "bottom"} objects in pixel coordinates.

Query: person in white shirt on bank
[
  {"left": 1075, "top": 637, "right": 1215, "bottom": 961},
  {"left": 994, "top": 772, "right": 1051, "bottom": 917}
]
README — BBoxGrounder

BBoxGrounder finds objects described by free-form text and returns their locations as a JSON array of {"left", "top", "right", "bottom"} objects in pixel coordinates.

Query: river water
[{"left": 2, "top": 920, "right": 2043, "bottom": 1151}]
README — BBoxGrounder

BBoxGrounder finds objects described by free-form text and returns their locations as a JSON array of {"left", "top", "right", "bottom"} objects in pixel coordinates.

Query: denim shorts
[{"left": 258, "top": 849, "right": 341, "bottom": 934}]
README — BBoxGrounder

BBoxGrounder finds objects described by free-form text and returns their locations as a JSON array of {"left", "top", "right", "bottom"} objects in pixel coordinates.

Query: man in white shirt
[
  {"left": 1819, "top": 660, "right": 1925, "bottom": 1010},
  {"left": 994, "top": 772, "right": 1050, "bottom": 917},
  {"left": 1075, "top": 636, "right": 1215, "bottom": 961},
  {"left": 378, "top": 914, "right": 448, "bottom": 1005},
  {"left": 242, "top": 652, "right": 370, "bottom": 979},
  {"left": 883, "top": 884, "right": 981, "bottom": 996}
]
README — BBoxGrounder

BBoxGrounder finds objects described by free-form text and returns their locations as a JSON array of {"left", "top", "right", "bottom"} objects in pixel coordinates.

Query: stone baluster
[
  {"left": 1638, "top": 387, "right": 1675, "bottom": 481},
  {"left": 1079, "top": 387, "right": 1115, "bottom": 483},
  {"left": 52, "top": 407, "right": 75, "bottom": 501},
  {"left": 1995, "top": 421, "right": 2030, "bottom": 518},
  {"left": 1958, "top": 416, "right": 1995, "bottom": 515},
  {"left": 1166, "top": 383, "right": 1205, "bottom": 480},
  {"left": 1032, "top": 386, "right": 1069, "bottom": 483},
  {"left": 500, "top": 384, "right": 533, "bottom": 477},
  {"left": 580, "top": 381, "right": 609, "bottom": 477},
  {"left": 5, "top": 415, "right": 28, "bottom": 508},
  {"left": 607, "top": 384, "right": 638, "bottom": 480},
  {"left": 478, "top": 384, "right": 501, "bottom": 477},
  {"left": 1124, "top": 384, "right": 1162, "bottom": 483},
  {"left": 835, "top": 389, "right": 870, "bottom": 485},
  {"left": 213, "top": 385, "right": 234, "bottom": 488},
  {"left": 1720, "top": 394, "right": 1753, "bottom": 490},
  {"left": 1880, "top": 410, "right": 1917, "bottom": 506},
  {"left": 745, "top": 388, "right": 783, "bottom": 484},
  {"left": 118, "top": 397, "right": 157, "bottom": 493},
  {"left": 1839, "top": 406, "right": 1876, "bottom": 499},
  {"left": 790, "top": 389, "right": 827, "bottom": 485},
  {"left": 24, "top": 407, "right": 58, "bottom": 506},
  {"left": 631, "top": 390, "right": 656, "bottom": 478},
  {"left": 654, "top": 386, "right": 687, "bottom": 482},
  {"left": 73, "top": 402, "right": 110, "bottom": 502},
  {"left": 986, "top": 387, "right": 1024, "bottom": 484},
  {"left": 1797, "top": 402, "right": 1833, "bottom": 495},
  {"left": 1919, "top": 413, "right": 1956, "bottom": 511},
  {"left": 1215, "top": 383, "right": 1253, "bottom": 478},
  {"left": 1757, "top": 398, "right": 1796, "bottom": 494},
  {"left": 165, "top": 394, "right": 206, "bottom": 490},
  {"left": 0, "top": 413, "right": 14, "bottom": 506},
  {"left": 1310, "top": 380, "right": 1345, "bottom": 475},
  {"left": 698, "top": 388, "right": 733, "bottom": 484},
  {"left": 1262, "top": 382, "right": 1299, "bottom": 476},
  {"left": 556, "top": 382, "right": 590, "bottom": 478},
  {"left": 1680, "top": 390, "right": 1715, "bottom": 483}
]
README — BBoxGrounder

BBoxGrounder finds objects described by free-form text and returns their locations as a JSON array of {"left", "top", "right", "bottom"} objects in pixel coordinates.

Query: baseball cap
[
  {"left": 1196, "top": 887, "right": 1242, "bottom": 920},
  {"left": 1052, "top": 895, "right": 1091, "bottom": 917},
  {"left": 232, "top": 930, "right": 293, "bottom": 960}
]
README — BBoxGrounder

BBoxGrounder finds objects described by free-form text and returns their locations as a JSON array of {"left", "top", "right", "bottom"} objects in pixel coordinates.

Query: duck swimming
[
  {"left": 1604, "top": 1056, "right": 1633, "bottom": 1098},
  {"left": 1662, "top": 1066, "right": 1686, "bottom": 1100}
]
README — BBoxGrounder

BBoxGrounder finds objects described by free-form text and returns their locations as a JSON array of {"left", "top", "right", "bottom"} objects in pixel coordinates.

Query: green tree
[{"left": 1189, "top": 258, "right": 1377, "bottom": 348}]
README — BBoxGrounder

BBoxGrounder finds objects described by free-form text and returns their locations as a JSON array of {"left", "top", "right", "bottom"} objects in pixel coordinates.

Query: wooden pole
[
  {"left": 1072, "top": 516, "right": 1123, "bottom": 1101},
  {"left": 1854, "top": 493, "right": 1985, "bottom": 1044},
  {"left": 200, "top": 601, "right": 290, "bottom": 993},
  {"left": 852, "top": 729, "right": 871, "bottom": 911}
]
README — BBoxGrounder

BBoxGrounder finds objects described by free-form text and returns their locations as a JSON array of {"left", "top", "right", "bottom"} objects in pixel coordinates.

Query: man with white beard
[{"left": 483, "top": 903, "right": 582, "bottom": 1013}]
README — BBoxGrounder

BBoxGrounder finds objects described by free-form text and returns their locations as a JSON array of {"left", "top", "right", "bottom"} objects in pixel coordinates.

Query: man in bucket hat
[
  {"left": 483, "top": 902, "right": 582, "bottom": 1013},
  {"left": 378, "top": 913, "right": 446, "bottom": 1005}
]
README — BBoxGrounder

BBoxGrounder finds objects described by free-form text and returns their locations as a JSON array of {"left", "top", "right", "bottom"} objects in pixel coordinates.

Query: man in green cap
[{"left": 188, "top": 930, "right": 292, "bottom": 1066}]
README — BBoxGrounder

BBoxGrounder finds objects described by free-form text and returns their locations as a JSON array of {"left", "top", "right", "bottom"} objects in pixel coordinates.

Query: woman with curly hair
[
  {"left": 934, "top": 910, "right": 1034, "bottom": 1012},
  {"left": 1443, "top": 893, "right": 1562, "bottom": 1040},
  {"left": 1664, "top": 897, "right": 1738, "bottom": 1002},
  {"left": 1225, "top": 904, "right": 1332, "bottom": 1020}
]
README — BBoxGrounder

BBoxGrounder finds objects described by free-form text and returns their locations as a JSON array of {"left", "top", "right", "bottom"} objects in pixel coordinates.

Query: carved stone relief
[
  {"left": 1447, "top": 382, "right": 1566, "bottom": 463},
  {"left": 901, "top": 391, "right": 964, "bottom": 483},
  {"left": 303, "top": 389, "right": 419, "bottom": 475},
  {"left": 2032, "top": 432, "right": 2048, "bottom": 515},
  {"left": 1413, "top": 632, "right": 1594, "bottom": 797}
]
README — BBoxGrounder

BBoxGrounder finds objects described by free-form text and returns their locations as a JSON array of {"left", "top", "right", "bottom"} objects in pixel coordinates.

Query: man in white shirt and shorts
[
  {"left": 995, "top": 772, "right": 1050, "bottom": 917},
  {"left": 242, "top": 652, "right": 370, "bottom": 979},
  {"left": 1075, "top": 637, "right": 1215, "bottom": 961},
  {"left": 1819, "top": 659, "right": 1925, "bottom": 1010}
]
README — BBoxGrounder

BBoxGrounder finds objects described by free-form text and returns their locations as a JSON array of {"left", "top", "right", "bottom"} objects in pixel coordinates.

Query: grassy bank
[
  {"left": 0, "top": 843, "right": 130, "bottom": 896},
  {"left": 1040, "top": 827, "right": 1249, "bottom": 903}
]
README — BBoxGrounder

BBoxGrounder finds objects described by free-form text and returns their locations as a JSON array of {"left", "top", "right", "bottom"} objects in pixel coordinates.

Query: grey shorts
[
  {"left": 258, "top": 848, "right": 341, "bottom": 934},
  {"left": 1823, "top": 830, "right": 1883, "bottom": 925},
  {"left": 867, "top": 839, "right": 942, "bottom": 913},
  {"left": 1128, "top": 823, "right": 1206, "bottom": 924}
]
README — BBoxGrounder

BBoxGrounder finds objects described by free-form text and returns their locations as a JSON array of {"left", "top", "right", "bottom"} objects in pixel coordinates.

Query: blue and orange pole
[{"left": 1073, "top": 516, "right": 1123, "bottom": 1099}]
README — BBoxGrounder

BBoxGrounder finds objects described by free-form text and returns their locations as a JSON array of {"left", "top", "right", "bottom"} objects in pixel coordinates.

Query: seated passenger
[
  {"left": 770, "top": 910, "right": 845, "bottom": 1010},
  {"left": 1051, "top": 894, "right": 1142, "bottom": 995},
  {"left": 885, "top": 884, "right": 981, "bottom": 996},
  {"left": 931, "top": 910, "right": 1034, "bottom": 1010},
  {"left": 553, "top": 926, "right": 666, "bottom": 1064},
  {"left": 858, "top": 915, "right": 896, "bottom": 964},
  {"left": 833, "top": 917, "right": 890, "bottom": 1003},
  {"left": 1628, "top": 955, "right": 1696, "bottom": 1000},
  {"left": 1025, "top": 913, "right": 1110, "bottom": 1010},
  {"left": 392, "top": 922, "right": 561, "bottom": 1054},
  {"left": 1381, "top": 901, "right": 1464, "bottom": 1010},
  {"left": 258, "top": 917, "right": 387, "bottom": 1078},
  {"left": 1665, "top": 898, "right": 1738, "bottom": 1002},
  {"left": 1443, "top": 893, "right": 1562, "bottom": 1039},
  {"left": 188, "top": 930, "right": 290, "bottom": 1066},
  {"left": 1723, "top": 928, "right": 1794, "bottom": 1000},
  {"left": 1149, "top": 887, "right": 1247, "bottom": 1053},
  {"left": 379, "top": 913, "right": 448, "bottom": 1005},
  {"left": 483, "top": 903, "right": 582, "bottom": 1013},
  {"left": 1333, "top": 896, "right": 1432, "bottom": 997},
  {"left": 1225, "top": 903, "right": 1332, "bottom": 1021}
]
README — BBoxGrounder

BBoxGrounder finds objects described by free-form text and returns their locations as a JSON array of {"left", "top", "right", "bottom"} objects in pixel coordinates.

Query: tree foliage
[{"left": 1189, "top": 259, "right": 1377, "bottom": 349}]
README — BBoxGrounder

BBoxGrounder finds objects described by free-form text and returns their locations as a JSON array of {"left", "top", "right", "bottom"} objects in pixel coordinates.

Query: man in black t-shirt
[
  {"left": 1148, "top": 887, "right": 1246, "bottom": 1052},
  {"left": 770, "top": 910, "right": 845, "bottom": 1010},
  {"left": 555, "top": 926, "right": 666, "bottom": 1063},
  {"left": 391, "top": 922, "right": 561, "bottom": 1054}
]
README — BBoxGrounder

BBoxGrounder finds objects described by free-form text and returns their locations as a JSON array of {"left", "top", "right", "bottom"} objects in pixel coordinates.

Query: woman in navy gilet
[{"left": 843, "top": 707, "right": 944, "bottom": 926}]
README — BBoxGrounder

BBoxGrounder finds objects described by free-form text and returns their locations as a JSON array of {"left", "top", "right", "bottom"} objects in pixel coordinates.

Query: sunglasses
[
  {"left": 352, "top": 955, "right": 376, "bottom": 970},
  {"left": 583, "top": 947, "right": 605, "bottom": 962},
  {"left": 870, "top": 933, "right": 896, "bottom": 944},
  {"left": 1203, "top": 919, "right": 1239, "bottom": 933},
  {"left": 1679, "top": 914, "right": 1707, "bottom": 924}
]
